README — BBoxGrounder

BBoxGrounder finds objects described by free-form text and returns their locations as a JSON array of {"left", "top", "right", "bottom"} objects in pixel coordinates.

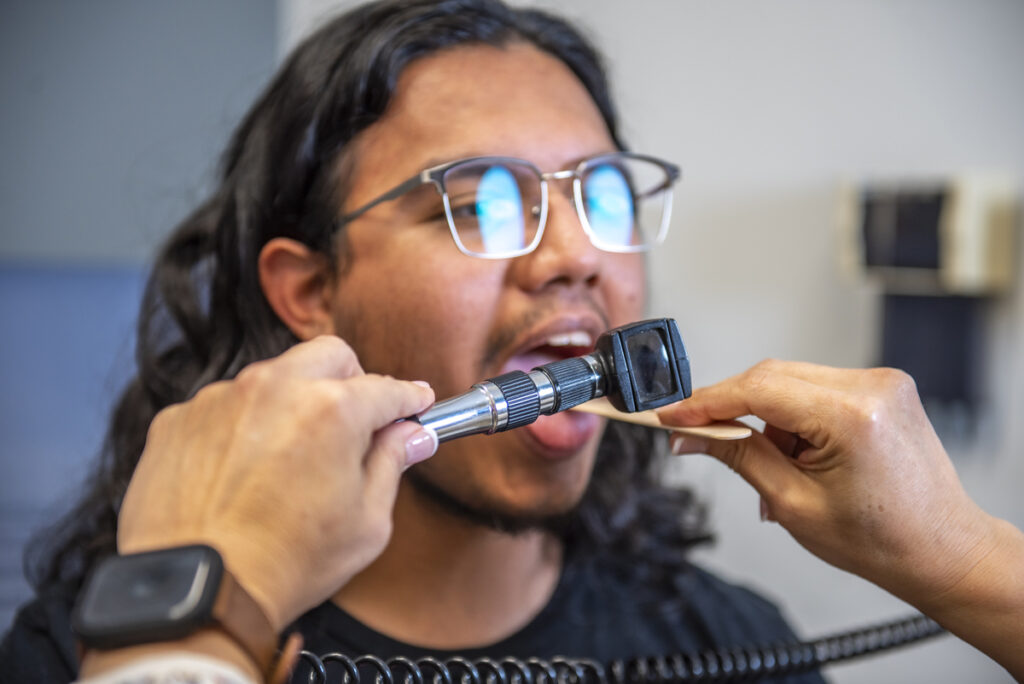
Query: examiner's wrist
[
  {"left": 75, "top": 543, "right": 298, "bottom": 683},
  {"left": 903, "top": 508, "right": 1020, "bottom": 615},
  {"left": 118, "top": 532, "right": 293, "bottom": 634},
  {"left": 899, "top": 513, "right": 1024, "bottom": 681},
  {"left": 861, "top": 494, "right": 991, "bottom": 609},
  {"left": 948, "top": 514, "right": 1024, "bottom": 602}
]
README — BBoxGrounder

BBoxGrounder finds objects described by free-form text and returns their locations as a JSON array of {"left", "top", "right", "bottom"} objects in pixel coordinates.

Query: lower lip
[{"left": 520, "top": 409, "right": 602, "bottom": 459}]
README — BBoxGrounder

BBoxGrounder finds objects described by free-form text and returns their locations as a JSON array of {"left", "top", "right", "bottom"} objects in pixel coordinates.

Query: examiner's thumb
[
  {"left": 670, "top": 431, "right": 800, "bottom": 508},
  {"left": 364, "top": 421, "right": 438, "bottom": 504}
]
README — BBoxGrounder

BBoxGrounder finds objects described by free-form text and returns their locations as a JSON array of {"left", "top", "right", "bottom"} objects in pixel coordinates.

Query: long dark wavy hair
[{"left": 26, "top": 0, "right": 709, "bottom": 597}]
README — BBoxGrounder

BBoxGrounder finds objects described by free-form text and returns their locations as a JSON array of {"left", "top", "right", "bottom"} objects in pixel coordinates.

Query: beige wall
[{"left": 280, "top": 2, "right": 1024, "bottom": 681}]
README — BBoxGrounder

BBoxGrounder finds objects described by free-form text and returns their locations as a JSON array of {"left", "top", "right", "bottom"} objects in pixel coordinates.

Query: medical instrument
[{"left": 415, "top": 318, "right": 691, "bottom": 443}]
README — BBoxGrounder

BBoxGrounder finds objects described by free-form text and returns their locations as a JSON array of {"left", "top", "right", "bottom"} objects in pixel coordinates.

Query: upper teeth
[{"left": 546, "top": 331, "right": 593, "bottom": 347}]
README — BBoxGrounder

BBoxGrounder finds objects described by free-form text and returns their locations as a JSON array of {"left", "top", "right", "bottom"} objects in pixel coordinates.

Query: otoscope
[{"left": 416, "top": 318, "right": 692, "bottom": 443}]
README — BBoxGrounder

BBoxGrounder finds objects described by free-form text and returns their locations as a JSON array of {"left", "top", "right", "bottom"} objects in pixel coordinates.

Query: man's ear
[{"left": 258, "top": 237, "right": 335, "bottom": 341}]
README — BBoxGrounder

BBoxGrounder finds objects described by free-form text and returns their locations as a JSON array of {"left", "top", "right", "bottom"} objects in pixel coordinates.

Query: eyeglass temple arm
[
  {"left": 336, "top": 171, "right": 431, "bottom": 227},
  {"left": 636, "top": 163, "right": 681, "bottom": 199}
]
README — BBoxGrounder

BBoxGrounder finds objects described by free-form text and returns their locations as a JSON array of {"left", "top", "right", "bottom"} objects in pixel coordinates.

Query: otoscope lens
[{"left": 626, "top": 328, "right": 674, "bottom": 404}]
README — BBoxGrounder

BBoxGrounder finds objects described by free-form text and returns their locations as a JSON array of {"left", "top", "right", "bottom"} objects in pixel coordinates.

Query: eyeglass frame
[{"left": 334, "top": 151, "right": 682, "bottom": 259}]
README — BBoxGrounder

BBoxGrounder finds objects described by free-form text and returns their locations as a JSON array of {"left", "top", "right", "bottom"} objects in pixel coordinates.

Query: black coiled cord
[{"left": 290, "top": 613, "right": 945, "bottom": 684}]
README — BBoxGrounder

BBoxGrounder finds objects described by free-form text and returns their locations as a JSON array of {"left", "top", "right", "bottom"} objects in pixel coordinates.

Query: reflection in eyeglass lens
[
  {"left": 476, "top": 165, "right": 526, "bottom": 254},
  {"left": 584, "top": 164, "right": 635, "bottom": 247}
]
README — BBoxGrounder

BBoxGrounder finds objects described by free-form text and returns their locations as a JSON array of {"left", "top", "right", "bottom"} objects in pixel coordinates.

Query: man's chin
[{"left": 404, "top": 468, "right": 578, "bottom": 536}]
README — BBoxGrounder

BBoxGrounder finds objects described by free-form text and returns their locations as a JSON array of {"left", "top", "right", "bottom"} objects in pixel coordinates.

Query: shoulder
[
  {"left": 569, "top": 553, "right": 805, "bottom": 645},
  {"left": 675, "top": 564, "right": 802, "bottom": 643},
  {"left": 565, "top": 556, "right": 825, "bottom": 682},
  {"left": 0, "top": 582, "right": 80, "bottom": 681},
  {"left": 549, "top": 554, "right": 825, "bottom": 682}
]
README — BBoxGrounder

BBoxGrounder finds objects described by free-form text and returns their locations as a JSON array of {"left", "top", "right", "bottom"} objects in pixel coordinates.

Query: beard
[{"left": 403, "top": 466, "right": 578, "bottom": 537}]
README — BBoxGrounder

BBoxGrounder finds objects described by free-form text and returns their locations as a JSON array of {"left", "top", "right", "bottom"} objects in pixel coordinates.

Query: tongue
[{"left": 524, "top": 410, "right": 601, "bottom": 454}]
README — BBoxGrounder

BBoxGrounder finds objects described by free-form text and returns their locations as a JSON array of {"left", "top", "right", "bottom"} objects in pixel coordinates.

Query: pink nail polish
[
  {"left": 671, "top": 435, "right": 709, "bottom": 455},
  {"left": 405, "top": 426, "right": 438, "bottom": 467}
]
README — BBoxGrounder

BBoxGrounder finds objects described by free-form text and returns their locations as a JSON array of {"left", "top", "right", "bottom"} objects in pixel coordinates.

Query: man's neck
[{"left": 332, "top": 480, "right": 564, "bottom": 649}]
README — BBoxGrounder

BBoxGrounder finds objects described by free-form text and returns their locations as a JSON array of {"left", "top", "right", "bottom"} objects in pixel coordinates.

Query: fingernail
[
  {"left": 671, "top": 435, "right": 710, "bottom": 455},
  {"left": 759, "top": 497, "right": 769, "bottom": 522},
  {"left": 412, "top": 380, "right": 432, "bottom": 389},
  {"left": 404, "top": 426, "right": 438, "bottom": 467}
]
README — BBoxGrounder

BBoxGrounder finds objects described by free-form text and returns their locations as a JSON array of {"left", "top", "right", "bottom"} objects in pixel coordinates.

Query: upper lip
[{"left": 501, "top": 311, "right": 606, "bottom": 362}]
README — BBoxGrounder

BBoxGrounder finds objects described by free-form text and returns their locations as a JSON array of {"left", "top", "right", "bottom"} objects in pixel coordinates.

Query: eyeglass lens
[
  {"left": 584, "top": 157, "right": 671, "bottom": 250},
  {"left": 442, "top": 157, "right": 670, "bottom": 257},
  {"left": 442, "top": 162, "right": 537, "bottom": 256}
]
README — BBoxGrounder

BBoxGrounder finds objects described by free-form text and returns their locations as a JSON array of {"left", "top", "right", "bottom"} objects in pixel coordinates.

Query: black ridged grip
[
  {"left": 540, "top": 357, "right": 597, "bottom": 412},
  {"left": 489, "top": 371, "right": 541, "bottom": 430}
]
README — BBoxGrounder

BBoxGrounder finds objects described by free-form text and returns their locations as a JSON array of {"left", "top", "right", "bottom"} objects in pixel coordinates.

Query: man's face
[{"left": 326, "top": 43, "right": 646, "bottom": 524}]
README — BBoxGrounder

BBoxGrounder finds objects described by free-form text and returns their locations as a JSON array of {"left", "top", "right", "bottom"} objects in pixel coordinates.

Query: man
[{"left": 4, "top": 1, "right": 820, "bottom": 681}]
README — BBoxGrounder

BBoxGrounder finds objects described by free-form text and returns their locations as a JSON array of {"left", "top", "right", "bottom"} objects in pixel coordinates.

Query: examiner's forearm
[{"left": 909, "top": 515, "right": 1024, "bottom": 681}]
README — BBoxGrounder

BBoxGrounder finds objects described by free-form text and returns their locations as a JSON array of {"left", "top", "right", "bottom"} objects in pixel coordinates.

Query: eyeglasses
[{"left": 336, "top": 152, "right": 681, "bottom": 259}]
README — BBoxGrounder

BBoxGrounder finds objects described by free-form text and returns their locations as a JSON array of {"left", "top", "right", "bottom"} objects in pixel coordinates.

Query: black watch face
[{"left": 73, "top": 544, "right": 224, "bottom": 649}]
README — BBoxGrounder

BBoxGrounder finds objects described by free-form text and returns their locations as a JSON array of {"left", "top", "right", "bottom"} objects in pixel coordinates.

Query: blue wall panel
[{"left": 0, "top": 264, "right": 145, "bottom": 629}]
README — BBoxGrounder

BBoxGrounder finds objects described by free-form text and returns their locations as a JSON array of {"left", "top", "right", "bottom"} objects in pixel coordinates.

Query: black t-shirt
[
  {"left": 0, "top": 554, "right": 826, "bottom": 683},
  {"left": 288, "top": 554, "right": 826, "bottom": 684}
]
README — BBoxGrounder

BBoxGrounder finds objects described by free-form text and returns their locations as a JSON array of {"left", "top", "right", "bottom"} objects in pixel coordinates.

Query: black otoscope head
[
  {"left": 416, "top": 318, "right": 691, "bottom": 443},
  {"left": 593, "top": 318, "right": 692, "bottom": 413}
]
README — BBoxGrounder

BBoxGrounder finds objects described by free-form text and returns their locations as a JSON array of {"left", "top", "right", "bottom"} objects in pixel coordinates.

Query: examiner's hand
[
  {"left": 658, "top": 360, "right": 1024, "bottom": 679},
  {"left": 658, "top": 360, "right": 985, "bottom": 600},
  {"left": 116, "top": 336, "right": 437, "bottom": 633}
]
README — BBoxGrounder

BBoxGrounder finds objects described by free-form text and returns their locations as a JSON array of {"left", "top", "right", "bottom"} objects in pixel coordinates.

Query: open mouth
[{"left": 498, "top": 327, "right": 603, "bottom": 457}]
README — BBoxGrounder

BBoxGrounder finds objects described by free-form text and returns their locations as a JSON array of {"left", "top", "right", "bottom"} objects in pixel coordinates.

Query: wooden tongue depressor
[{"left": 571, "top": 397, "right": 752, "bottom": 441}]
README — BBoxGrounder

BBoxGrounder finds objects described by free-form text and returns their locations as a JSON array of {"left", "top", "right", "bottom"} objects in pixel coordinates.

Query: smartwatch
[{"left": 72, "top": 544, "right": 279, "bottom": 680}]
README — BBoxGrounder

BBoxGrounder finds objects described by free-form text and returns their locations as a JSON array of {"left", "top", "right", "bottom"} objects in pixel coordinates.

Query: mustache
[{"left": 478, "top": 294, "right": 610, "bottom": 374}]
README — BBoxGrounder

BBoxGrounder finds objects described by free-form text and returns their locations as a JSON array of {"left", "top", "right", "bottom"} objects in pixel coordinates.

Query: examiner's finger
[
  {"left": 743, "top": 360, "right": 903, "bottom": 396},
  {"left": 363, "top": 420, "right": 438, "bottom": 507},
  {"left": 274, "top": 335, "right": 367, "bottom": 380},
  {"left": 751, "top": 360, "right": 862, "bottom": 390},
  {"left": 671, "top": 428, "right": 809, "bottom": 509},
  {"left": 658, "top": 369, "right": 842, "bottom": 443},
  {"left": 763, "top": 424, "right": 808, "bottom": 459},
  {"left": 333, "top": 374, "right": 435, "bottom": 433}
]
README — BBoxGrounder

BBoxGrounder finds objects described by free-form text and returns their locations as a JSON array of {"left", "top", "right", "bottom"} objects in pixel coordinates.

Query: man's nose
[{"left": 512, "top": 187, "right": 602, "bottom": 292}]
